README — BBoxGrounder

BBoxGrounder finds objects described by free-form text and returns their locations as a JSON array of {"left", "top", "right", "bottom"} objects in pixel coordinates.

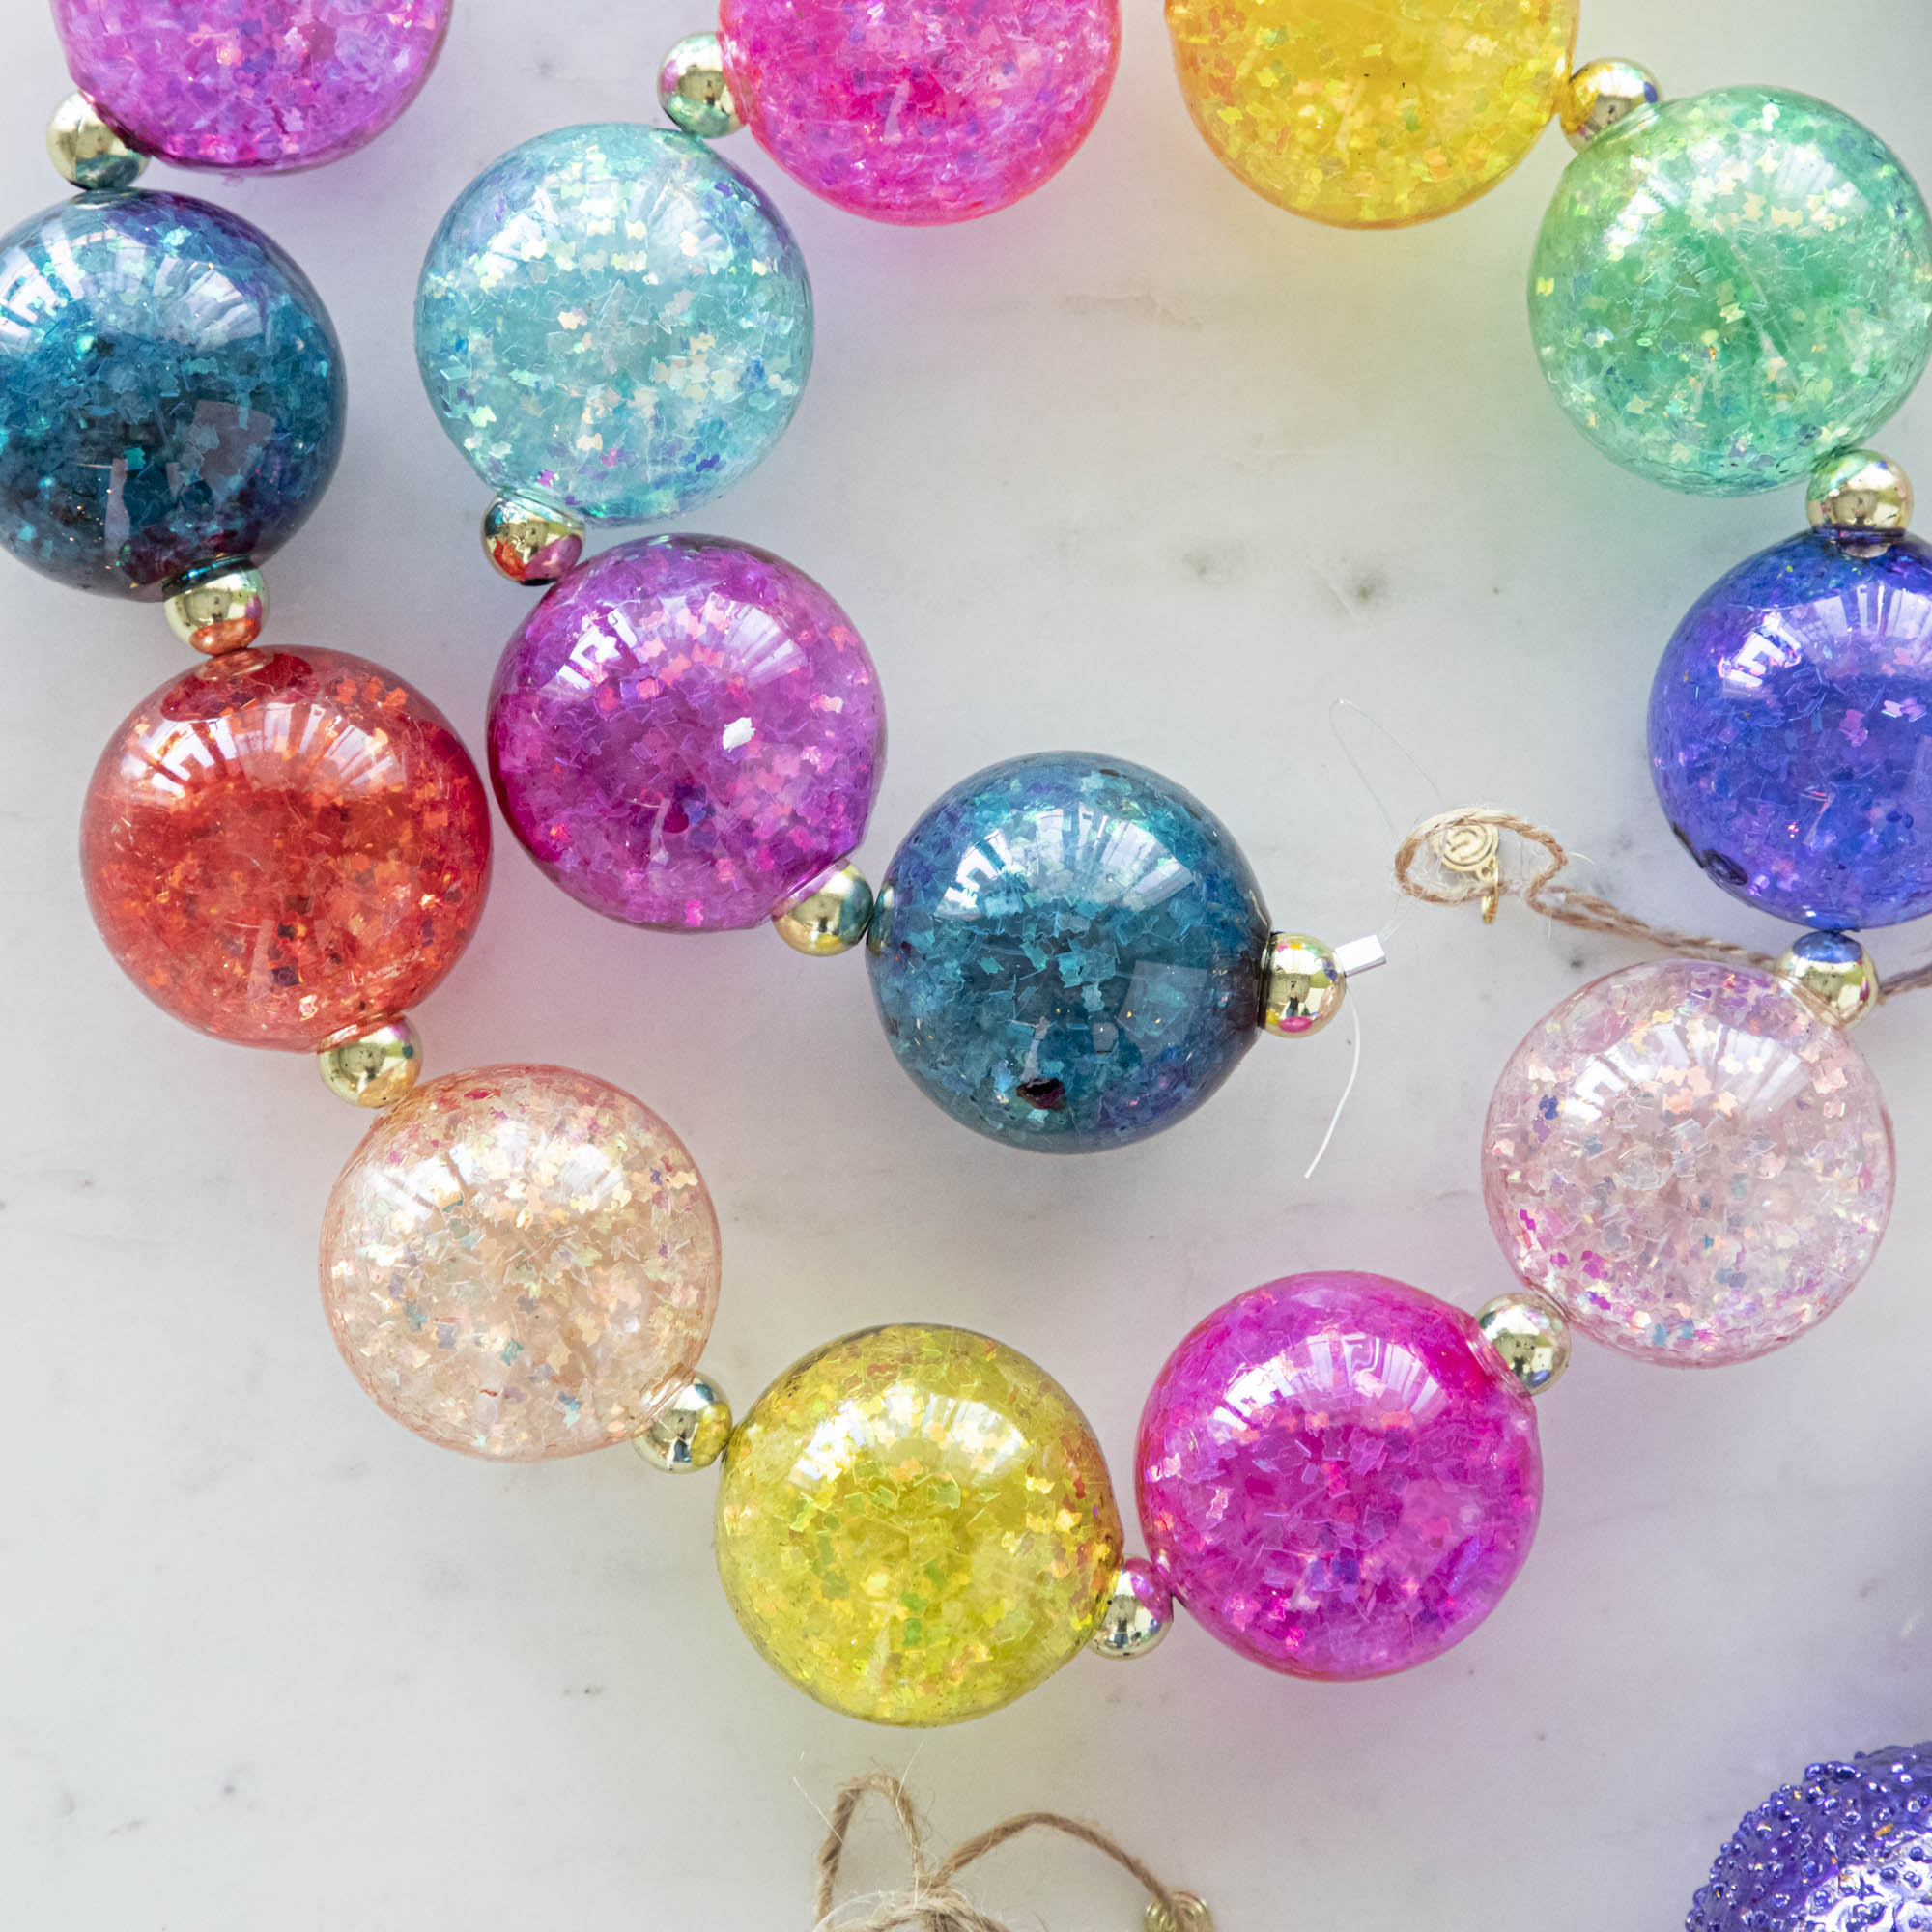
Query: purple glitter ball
[
  {"left": 1689, "top": 1743, "right": 1932, "bottom": 1930},
  {"left": 53, "top": 0, "right": 449, "bottom": 174},
  {"left": 1650, "top": 530, "right": 1932, "bottom": 929},
  {"left": 487, "top": 536, "right": 886, "bottom": 931}
]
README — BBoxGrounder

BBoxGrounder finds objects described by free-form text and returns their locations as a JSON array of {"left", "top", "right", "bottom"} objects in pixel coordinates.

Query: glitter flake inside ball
[
  {"left": 82, "top": 649, "right": 492, "bottom": 1050},
  {"left": 1482, "top": 959, "right": 1894, "bottom": 1367},
  {"left": 53, "top": 0, "right": 449, "bottom": 173},
  {"left": 867, "top": 753, "right": 1270, "bottom": 1152},
  {"left": 720, "top": 0, "right": 1121, "bottom": 224},
  {"left": 321, "top": 1065, "right": 722, "bottom": 1461},
  {"left": 415, "top": 126, "right": 812, "bottom": 523},
  {"left": 488, "top": 536, "right": 886, "bottom": 929},
  {"left": 1137, "top": 1271, "right": 1542, "bottom": 1681},
  {"left": 715, "top": 1324, "right": 1122, "bottom": 1724},
  {"left": 1650, "top": 530, "right": 1932, "bottom": 930}
]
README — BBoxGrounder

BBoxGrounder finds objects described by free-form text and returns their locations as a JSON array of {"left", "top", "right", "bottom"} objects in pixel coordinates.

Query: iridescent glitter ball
[
  {"left": 719, "top": 0, "right": 1120, "bottom": 224},
  {"left": 867, "top": 753, "right": 1270, "bottom": 1152},
  {"left": 1137, "top": 1271, "right": 1542, "bottom": 1681},
  {"left": 53, "top": 0, "right": 449, "bottom": 173},
  {"left": 0, "top": 193, "right": 344, "bottom": 596},
  {"left": 716, "top": 1324, "right": 1121, "bottom": 1724},
  {"left": 1531, "top": 88, "right": 1932, "bottom": 496},
  {"left": 1689, "top": 1743, "right": 1932, "bottom": 1931},
  {"left": 415, "top": 126, "right": 811, "bottom": 522},
  {"left": 321, "top": 1065, "right": 722, "bottom": 1461},
  {"left": 1483, "top": 959, "right": 1894, "bottom": 1367},
  {"left": 1651, "top": 531, "right": 1932, "bottom": 929},
  {"left": 487, "top": 536, "right": 885, "bottom": 929}
]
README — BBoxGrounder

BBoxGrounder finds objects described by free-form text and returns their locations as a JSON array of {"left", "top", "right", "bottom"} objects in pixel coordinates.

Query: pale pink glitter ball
[
  {"left": 1483, "top": 959, "right": 1894, "bottom": 1368},
  {"left": 719, "top": 0, "right": 1121, "bottom": 223},
  {"left": 53, "top": 0, "right": 450, "bottom": 174}
]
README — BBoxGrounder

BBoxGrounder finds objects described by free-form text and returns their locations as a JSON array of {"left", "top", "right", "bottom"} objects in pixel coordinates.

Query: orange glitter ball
[{"left": 81, "top": 647, "right": 492, "bottom": 1049}]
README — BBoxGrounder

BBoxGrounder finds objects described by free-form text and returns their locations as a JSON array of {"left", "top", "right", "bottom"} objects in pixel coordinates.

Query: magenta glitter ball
[
  {"left": 53, "top": 0, "right": 449, "bottom": 173},
  {"left": 1137, "top": 1271, "right": 1542, "bottom": 1682},
  {"left": 718, "top": 0, "right": 1121, "bottom": 224},
  {"left": 487, "top": 535, "right": 886, "bottom": 931}
]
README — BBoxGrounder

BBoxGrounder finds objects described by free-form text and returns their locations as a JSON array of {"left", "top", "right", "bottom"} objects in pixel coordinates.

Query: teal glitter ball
[
  {"left": 414, "top": 125, "right": 812, "bottom": 523},
  {"left": 1529, "top": 88, "right": 1932, "bottom": 496}
]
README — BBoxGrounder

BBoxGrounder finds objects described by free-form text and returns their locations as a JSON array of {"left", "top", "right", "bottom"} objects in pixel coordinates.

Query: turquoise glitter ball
[
  {"left": 414, "top": 125, "right": 812, "bottom": 523},
  {"left": 867, "top": 753, "right": 1271, "bottom": 1153},
  {"left": 1529, "top": 88, "right": 1932, "bottom": 497}
]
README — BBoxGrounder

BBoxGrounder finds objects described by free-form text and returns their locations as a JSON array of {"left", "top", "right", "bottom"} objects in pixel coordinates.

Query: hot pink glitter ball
[
  {"left": 1482, "top": 959, "right": 1894, "bottom": 1367},
  {"left": 53, "top": 0, "right": 450, "bottom": 173},
  {"left": 1137, "top": 1271, "right": 1541, "bottom": 1682},
  {"left": 718, "top": 0, "right": 1121, "bottom": 223}
]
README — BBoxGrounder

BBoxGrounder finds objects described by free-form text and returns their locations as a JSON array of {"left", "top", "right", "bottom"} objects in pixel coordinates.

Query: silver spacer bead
[
  {"left": 1560, "top": 58, "right": 1662, "bottom": 150},
  {"left": 1260, "top": 930, "right": 1383, "bottom": 1037},
  {"left": 482, "top": 492, "right": 585, "bottom": 586},
  {"left": 1776, "top": 929, "right": 1881, "bottom": 1029},
  {"left": 163, "top": 562, "right": 268, "bottom": 656},
  {"left": 1088, "top": 1558, "right": 1173, "bottom": 1662},
  {"left": 48, "top": 91, "right": 147, "bottom": 189},
  {"left": 1807, "top": 450, "right": 1914, "bottom": 544},
  {"left": 773, "top": 862, "right": 874, "bottom": 956},
  {"left": 1476, "top": 1291, "right": 1572, "bottom": 1396},
  {"left": 318, "top": 1016, "right": 423, "bottom": 1109},
  {"left": 1146, "top": 1893, "right": 1217, "bottom": 1932},
  {"left": 632, "top": 1371, "right": 733, "bottom": 1472},
  {"left": 658, "top": 32, "right": 744, "bottom": 139}
]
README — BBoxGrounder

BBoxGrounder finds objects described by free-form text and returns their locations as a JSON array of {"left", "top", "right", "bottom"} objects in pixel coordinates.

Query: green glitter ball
[{"left": 1529, "top": 88, "right": 1932, "bottom": 497}]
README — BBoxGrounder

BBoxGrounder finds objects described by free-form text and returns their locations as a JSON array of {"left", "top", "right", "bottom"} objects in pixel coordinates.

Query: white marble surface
[{"left": 5, "top": 4, "right": 1932, "bottom": 1927}]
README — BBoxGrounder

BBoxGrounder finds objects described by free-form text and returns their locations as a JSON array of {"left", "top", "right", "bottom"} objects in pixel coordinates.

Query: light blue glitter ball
[{"left": 414, "top": 124, "right": 812, "bottom": 523}]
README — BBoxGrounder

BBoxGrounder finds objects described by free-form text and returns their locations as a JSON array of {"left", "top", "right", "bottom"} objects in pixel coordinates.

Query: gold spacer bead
[
  {"left": 773, "top": 862, "right": 874, "bottom": 956},
  {"left": 1146, "top": 1893, "right": 1216, "bottom": 1932},
  {"left": 1261, "top": 932, "right": 1346, "bottom": 1037},
  {"left": 1476, "top": 1291, "right": 1572, "bottom": 1396},
  {"left": 47, "top": 91, "right": 147, "bottom": 189},
  {"left": 1807, "top": 450, "right": 1914, "bottom": 542},
  {"left": 658, "top": 32, "right": 744, "bottom": 139},
  {"left": 164, "top": 563, "right": 268, "bottom": 656},
  {"left": 318, "top": 1017, "right": 423, "bottom": 1109},
  {"left": 631, "top": 1372, "right": 733, "bottom": 1472},
  {"left": 1559, "top": 58, "right": 1662, "bottom": 150},
  {"left": 1776, "top": 930, "right": 1880, "bottom": 1029},
  {"left": 482, "top": 492, "right": 585, "bottom": 586}
]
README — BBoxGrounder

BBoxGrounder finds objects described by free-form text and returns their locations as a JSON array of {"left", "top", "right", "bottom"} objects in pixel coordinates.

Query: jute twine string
[
  {"left": 812, "top": 1773, "right": 1206, "bottom": 1932},
  {"left": 1393, "top": 807, "right": 1932, "bottom": 1001}
]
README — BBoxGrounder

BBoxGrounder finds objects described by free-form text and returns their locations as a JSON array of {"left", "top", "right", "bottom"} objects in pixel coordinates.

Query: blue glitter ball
[
  {"left": 1650, "top": 530, "right": 1932, "bottom": 929},
  {"left": 0, "top": 191, "right": 344, "bottom": 598},
  {"left": 1688, "top": 1743, "right": 1932, "bottom": 1931},
  {"left": 866, "top": 753, "right": 1271, "bottom": 1153},
  {"left": 414, "top": 125, "right": 812, "bottom": 524}
]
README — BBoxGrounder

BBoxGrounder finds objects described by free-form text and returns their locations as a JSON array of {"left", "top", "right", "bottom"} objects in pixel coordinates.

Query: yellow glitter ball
[
  {"left": 714, "top": 1324, "right": 1122, "bottom": 1726},
  {"left": 1166, "top": 0, "right": 1578, "bottom": 228}
]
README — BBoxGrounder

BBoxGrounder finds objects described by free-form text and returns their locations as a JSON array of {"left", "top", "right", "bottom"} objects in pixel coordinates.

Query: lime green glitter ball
[{"left": 1529, "top": 88, "right": 1932, "bottom": 497}]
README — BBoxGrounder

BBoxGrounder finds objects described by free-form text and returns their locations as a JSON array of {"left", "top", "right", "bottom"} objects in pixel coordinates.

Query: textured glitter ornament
[
  {"left": 1689, "top": 1743, "right": 1932, "bottom": 1932},
  {"left": 488, "top": 536, "right": 885, "bottom": 929},
  {"left": 867, "top": 754, "right": 1270, "bottom": 1152},
  {"left": 719, "top": 0, "right": 1120, "bottom": 224},
  {"left": 52, "top": 0, "right": 449, "bottom": 173},
  {"left": 1530, "top": 88, "right": 1932, "bottom": 496},
  {"left": 715, "top": 1324, "right": 1122, "bottom": 1724},
  {"left": 321, "top": 1065, "right": 722, "bottom": 1461},
  {"left": 415, "top": 126, "right": 811, "bottom": 524},
  {"left": 1650, "top": 531, "right": 1932, "bottom": 929},
  {"left": 0, "top": 192, "right": 344, "bottom": 596},
  {"left": 1137, "top": 1272, "right": 1541, "bottom": 1681},
  {"left": 81, "top": 650, "right": 492, "bottom": 1050},
  {"left": 1166, "top": 0, "right": 1577, "bottom": 229},
  {"left": 1482, "top": 959, "right": 1893, "bottom": 1367}
]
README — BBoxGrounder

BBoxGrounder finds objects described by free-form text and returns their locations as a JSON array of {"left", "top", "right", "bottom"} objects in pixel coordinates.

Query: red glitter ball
[{"left": 81, "top": 648, "right": 492, "bottom": 1049}]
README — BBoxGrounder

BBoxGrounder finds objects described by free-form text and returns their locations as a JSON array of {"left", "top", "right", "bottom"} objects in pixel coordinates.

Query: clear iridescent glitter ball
[
  {"left": 1482, "top": 959, "right": 1894, "bottom": 1367},
  {"left": 1690, "top": 1744, "right": 1932, "bottom": 1931},
  {"left": 414, "top": 125, "right": 811, "bottom": 523}
]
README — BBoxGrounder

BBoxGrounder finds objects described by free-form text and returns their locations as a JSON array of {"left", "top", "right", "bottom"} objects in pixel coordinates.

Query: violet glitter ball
[
  {"left": 53, "top": 0, "right": 449, "bottom": 173},
  {"left": 1650, "top": 530, "right": 1932, "bottom": 929},
  {"left": 487, "top": 536, "right": 886, "bottom": 931},
  {"left": 1689, "top": 1743, "right": 1932, "bottom": 1931},
  {"left": 1136, "top": 1271, "right": 1542, "bottom": 1682}
]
